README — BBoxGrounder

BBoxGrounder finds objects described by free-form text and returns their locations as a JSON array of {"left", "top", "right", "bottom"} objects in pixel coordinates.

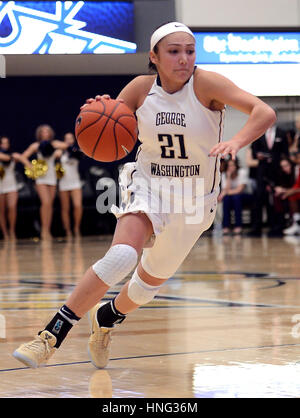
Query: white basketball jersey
[{"left": 135, "top": 73, "right": 225, "bottom": 196}]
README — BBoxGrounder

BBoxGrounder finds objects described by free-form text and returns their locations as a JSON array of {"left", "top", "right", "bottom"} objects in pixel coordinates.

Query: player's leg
[
  {"left": 0, "top": 194, "right": 8, "bottom": 239},
  {"left": 35, "top": 184, "right": 54, "bottom": 239},
  {"left": 12, "top": 212, "right": 153, "bottom": 368},
  {"left": 70, "top": 188, "right": 82, "bottom": 237},
  {"left": 48, "top": 184, "right": 56, "bottom": 234},
  {"left": 6, "top": 191, "right": 18, "bottom": 239},
  {"left": 114, "top": 263, "right": 167, "bottom": 314},
  {"left": 73, "top": 212, "right": 154, "bottom": 368},
  {"left": 59, "top": 190, "right": 71, "bottom": 237},
  {"left": 87, "top": 201, "right": 217, "bottom": 368},
  {"left": 87, "top": 261, "right": 167, "bottom": 369}
]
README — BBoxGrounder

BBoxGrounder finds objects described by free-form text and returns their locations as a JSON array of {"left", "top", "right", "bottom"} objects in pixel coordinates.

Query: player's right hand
[{"left": 80, "top": 95, "right": 124, "bottom": 110}]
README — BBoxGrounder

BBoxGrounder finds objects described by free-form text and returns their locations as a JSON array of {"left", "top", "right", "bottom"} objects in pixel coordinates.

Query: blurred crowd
[{"left": 217, "top": 112, "right": 300, "bottom": 237}]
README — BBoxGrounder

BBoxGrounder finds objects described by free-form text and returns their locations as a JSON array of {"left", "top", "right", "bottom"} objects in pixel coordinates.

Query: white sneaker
[
  {"left": 283, "top": 223, "right": 300, "bottom": 235},
  {"left": 88, "top": 303, "right": 113, "bottom": 369},
  {"left": 13, "top": 330, "right": 56, "bottom": 368}
]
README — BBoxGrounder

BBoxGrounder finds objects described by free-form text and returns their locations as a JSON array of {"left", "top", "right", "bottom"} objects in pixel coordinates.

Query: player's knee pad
[
  {"left": 92, "top": 244, "right": 138, "bottom": 287},
  {"left": 127, "top": 269, "right": 163, "bottom": 306}
]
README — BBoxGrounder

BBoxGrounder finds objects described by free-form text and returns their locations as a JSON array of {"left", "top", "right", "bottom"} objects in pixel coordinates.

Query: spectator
[
  {"left": 0, "top": 136, "right": 30, "bottom": 240},
  {"left": 245, "top": 146, "right": 258, "bottom": 194},
  {"left": 248, "top": 120, "right": 289, "bottom": 236},
  {"left": 275, "top": 154, "right": 300, "bottom": 235},
  {"left": 286, "top": 113, "right": 300, "bottom": 164},
  {"left": 21, "top": 124, "right": 68, "bottom": 240},
  {"left": 56, "top": 132, "right": 83, "bottom": 238},
  {"left": 218, "top": 157, "right": 248, "bottom": 235}
]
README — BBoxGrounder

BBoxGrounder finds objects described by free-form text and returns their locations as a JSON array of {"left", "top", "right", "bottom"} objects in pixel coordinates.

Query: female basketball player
[
  {"left": 57, "top": 132, "right": 83, "bottom": 238},
  {"left": 13, "top": 22, "right": 276, "bottom": 369},
  {"left": 0, "top": 136, "right": 30, "bottom": 240},
  {"left": 21, "top": 125, "right": 68, "bottom": 240}
]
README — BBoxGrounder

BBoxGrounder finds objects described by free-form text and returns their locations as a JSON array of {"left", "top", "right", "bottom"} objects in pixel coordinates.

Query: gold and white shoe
[
  {"left": 13, "top": 330, "right": 56, "bottom": 368},
  {"left": 88, "top": 303, "right": 113, "bottom": 369}
]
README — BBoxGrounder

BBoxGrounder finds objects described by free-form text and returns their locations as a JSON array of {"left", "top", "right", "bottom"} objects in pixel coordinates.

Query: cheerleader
[
  {"left": 57, "top": 132, "right": 83, "bottom": 238},
  {"left": 0, "top": 136, "right": 29, "bottom": 240},
  {"left": 22, "top": 125, "right": 68, "bottom": 240}
]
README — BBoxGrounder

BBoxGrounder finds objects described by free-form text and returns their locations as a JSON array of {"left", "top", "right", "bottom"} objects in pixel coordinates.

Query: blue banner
[
  {"left": 194, "top": 32, "right": 300, "bottom": 64},
  {"left": 0, "top": 1, "right": 136, "bottom": 54}
]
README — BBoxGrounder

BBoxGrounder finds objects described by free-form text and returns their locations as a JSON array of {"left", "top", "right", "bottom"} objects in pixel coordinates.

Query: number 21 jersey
[{"left": 135, "top": 73, "right": 225, "bottom": 196}]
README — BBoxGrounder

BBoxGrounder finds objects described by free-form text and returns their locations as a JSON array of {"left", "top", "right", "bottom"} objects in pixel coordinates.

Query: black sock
[
  {"left": 42, "top": 305, "right": 81, "bottom": 348},
  {"left": 97, "top": 298, "right": 126, "bottom": 328}
]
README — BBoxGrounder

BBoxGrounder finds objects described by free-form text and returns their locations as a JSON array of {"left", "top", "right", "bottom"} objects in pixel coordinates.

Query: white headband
[{"left": 150, "top": 22, "right": 195, "bottom": 51}]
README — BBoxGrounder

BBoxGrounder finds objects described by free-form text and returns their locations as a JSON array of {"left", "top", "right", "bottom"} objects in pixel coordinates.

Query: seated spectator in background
[
  {"left": 275, "top": 154, "right": 300, "bottom": 235},
  {"left": 271, "top": 157, "right": 296, "bottom": 234},
  {"left": 248, "top": 120, "right": 289, "bottom": 236},
  {"left": 218, "top": 157, "right": 248, "bottom": 235},
  {"left": 286, "top": 113, "right": 300, "bottom": 164},
  {"left": 245, "top": 146, "right": 258, "bottom": 194}
]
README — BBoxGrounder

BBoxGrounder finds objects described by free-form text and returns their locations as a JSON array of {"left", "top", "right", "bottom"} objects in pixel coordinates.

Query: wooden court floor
[{"left": 0, "top": 233, "right": 300, "bottom": 398}]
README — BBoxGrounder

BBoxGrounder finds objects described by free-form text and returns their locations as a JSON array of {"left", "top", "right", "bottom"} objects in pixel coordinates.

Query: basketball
[{"left": 75, "top": 99, "right": 138, "bottom": 162}]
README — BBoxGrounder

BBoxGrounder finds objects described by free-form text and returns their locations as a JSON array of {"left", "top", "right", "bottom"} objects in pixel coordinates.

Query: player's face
[
  {"left": 39, "top": 127, "right": 52, "bottom": 141},
  {"left": 227, "top": 160, "right": 237, "bottom": 173},
  {"left": 150, "top": 32, "right": 196, "bottom": 92},
  {"left": 0, "top": 137, "right": 10, "bottom": 150},
  {"left": 280, "top": 160, "right": 292, "bottom": 174},
  {"left": 64, "top": 133, "right": 75, "bottom": 146}
]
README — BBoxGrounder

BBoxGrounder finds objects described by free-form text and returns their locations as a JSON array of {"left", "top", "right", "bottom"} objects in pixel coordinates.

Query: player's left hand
[{"left": 208, "top": 140, "right": 240, "bottom": 160}]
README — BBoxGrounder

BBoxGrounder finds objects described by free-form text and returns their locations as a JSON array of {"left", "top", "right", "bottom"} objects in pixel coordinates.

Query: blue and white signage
[
  {"left": 194, "top": 32, "right": 300, "bottom": 64},
  {"left": 193, "top": 31, "right": 300, "bottom": 96},
  {"left": 0, "top": 1, "right": 136, "bottom": 54}
]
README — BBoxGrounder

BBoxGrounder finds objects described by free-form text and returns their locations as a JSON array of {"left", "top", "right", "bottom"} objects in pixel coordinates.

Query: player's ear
[{"left": 149, "top": 50, "right": 158, "bottom": 66}]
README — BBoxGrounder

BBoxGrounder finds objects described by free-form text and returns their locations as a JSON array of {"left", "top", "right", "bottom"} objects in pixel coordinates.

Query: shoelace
[
  {"left": 93, "top": 329, "right": 111, "bottom": 349},
  {"left": 100, "top": 332, "right": 111, "bottom": 349},
  {"left": 25, "top": 336, "right": 52, "bottom": 358}
]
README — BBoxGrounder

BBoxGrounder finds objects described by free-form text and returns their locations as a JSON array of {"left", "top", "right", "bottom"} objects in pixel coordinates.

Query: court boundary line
[{"left": 1, "top": 342, "right": 300, "bottom": 373}]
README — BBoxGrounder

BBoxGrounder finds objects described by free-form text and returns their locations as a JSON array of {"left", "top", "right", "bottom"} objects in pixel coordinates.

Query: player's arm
[
  {"left": 117, "top": 75, "right": 155, "bottom": 113},
  {"left": 11, "top": 152, "right": 32, "bottom": 168},
  {"left": 22, "top": 142, "right": 39, "bottom": 159},
  {"left": 54, "top": 149, "right": 63, "bottom": 159},
  {"left": 196, "top": 70, "right": 276, "bottom": 159},
  {"left": 80, "top": 75, "right": 154, "bottom": 113},
  {"left": 0, "top": 152, "right": 11, "bottom": 162},
  {"left": 51, "top": 140, "right": 69, "bottom": 150}
]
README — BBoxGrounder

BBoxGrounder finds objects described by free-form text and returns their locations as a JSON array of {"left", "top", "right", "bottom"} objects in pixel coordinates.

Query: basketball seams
[
  {"left": 76, "top": 101, "right": 106, "bottom": 136},
  {"left": 76, "top": 112, "right": 104, "bottom": 137},
  {"left": 81, "top": 106, "right": 136, "bottom": 144},
  {"left": 113, "top": 121, "right": 119, "bottom": 160},
  {"left": 80, "top": 113, "right": 136, "bottom": 146},
  {"left": 76, "top": 99, "right": 137, "bottom": 162},
  {"left": 113, "top": 116, "right": 137, "bottom": 144},
  {"left": 91, "top": 101, "right": 120, "bottom": 158}
]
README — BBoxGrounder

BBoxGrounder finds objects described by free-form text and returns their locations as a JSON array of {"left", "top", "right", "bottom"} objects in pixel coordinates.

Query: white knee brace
[
  {"left": 127, "top": 269, "right": 163, "bottom": 306},
  {"left": 92, "top": 244, "right": 138, "bottom": 287}
]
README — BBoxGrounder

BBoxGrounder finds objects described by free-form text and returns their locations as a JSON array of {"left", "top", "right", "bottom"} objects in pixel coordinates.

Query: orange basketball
[{"left": 75, "top": 99, "right": 138, "bottom": 162}]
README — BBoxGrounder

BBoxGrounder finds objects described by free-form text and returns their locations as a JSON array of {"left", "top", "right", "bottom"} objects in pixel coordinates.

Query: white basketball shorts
[{"left": 111, "top": 162, "right": 217, "bottom": 278}]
